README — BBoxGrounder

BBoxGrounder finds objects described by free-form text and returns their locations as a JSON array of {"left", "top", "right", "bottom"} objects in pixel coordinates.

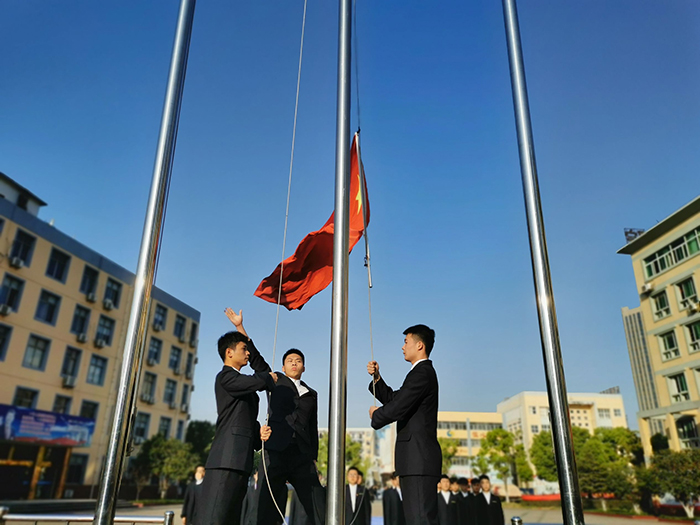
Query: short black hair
[
  {"left": 217, "top": 331, "right": 248, "bottom": 362},
  {"left": 449, "top": 476, "right": 458, "bottom": 483},
  {"left": 403, "top": 324, "right": 435, "bottom": 356},
  {"left": 348, "top": 466, "right": 362, "bottom": 476},
  {"left": 458, "top": 477, "right": 469, "bottom": 485},
  {"left": 440, "top": 474, "right": 450, "bottom": 481},
  {"left": 283, "top": 348, "right": 305, "bottom": 365},
  {"left": 471, "top": 477, "right": 480, "bottom": 485},
  {"left": 390, "top": 472, "right": 398, "bottom": 480},
  {"left": 479, "top": 474, "right": 490, "bottom": 482}
]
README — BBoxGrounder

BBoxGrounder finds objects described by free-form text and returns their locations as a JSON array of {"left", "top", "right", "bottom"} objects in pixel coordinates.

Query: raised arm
[
  {"left": 219, "top": 368, "right": 274, "bottom": 397},
  {"left": 370, "top": 368, "right": 428, "bottom": 429},
  {"left": 225, "top": 308, "right": 272, "bottom": 376}
]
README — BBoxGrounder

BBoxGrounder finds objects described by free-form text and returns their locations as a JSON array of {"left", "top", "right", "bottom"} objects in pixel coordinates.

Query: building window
[
  {"left": 13, "top": 387, "right": 39, "bottom": 408},
  {"left": 159, "top": 417, "right": 172, "bottom": 439},
  {"left": 529, "top": 406, "right": 536, "bottom": 415},
  {"left": 174, "top": 315, "right": 186, "bottom": 340},
  {"left": 142, "top": 372, "right": 157, "bottom": 399},
  {"left": 80, "top": 266, "right": 99, "bottom": 295},
  {"left": 0, "top": 324, "right": 12, "bottom": 361},
  {"left": 134, "top": 413, "right": 150, "bottom": 440},
  {"left": 181, "top": 384, "right": 189, "bottom": 407},
  {"left": 176, "top": 420, "right": 184, "bottom": 441},
  {"left": 189, "top": 322, "right": 198, "bottom": 346},
  {"left": 80, "top": 400, "right": 99, "bottom": 420},
  {"left": 0, "top": 274, "right": 24, "bottom": 311},
  {"left": 96, "top": 316, "right": 115, "bottom": 346},
  {"left": 147, "top": 338, "right": 162, "bottom": 364},
  {"left": 23, "top": 335, "right": 50, "bottom": 371},
  {"left": 66, "top": 454, "right": 89, "bottom": 484},
  {"left": 668, "top": 373, "right": 690, "bottom": 404},
  {"left": 71, "top": 305, "right": 91, "bottom": 335},
  {"left": 542, "top": 424, "right": 551, "bottom": 432},
  {"left": 687, "top": 321, "right": 700, "bottom": 353},
  {"left": 164, "top": 379, "right": 177, "bottom": 405},
  {"left": 185, "top": 353, "right": 194, "bottom": 378},
  {"left": 531, "top": 425, "right": 539, "bottom": 434},
  {"left": 46, "top": 248, "right": 71, "bottom": 283},
  {"left": 86, "top": 355, "right": 108, "bottom": 386},
  {"left": 35, "top": 290, "right": 61, "bottom": 325},
  {"left": 652, "top": 291, "right": 671, "bottom": 319},
  {"left": 659, "top": 330, "right": 680, "bottom": 361},
  {"left": 62, "top": 347, "right": 82, "bottom": 378},
  {"left": 154, "top": 304, "right": 168, "bottom": 330},
  {"left": 104, "top": 278, "right": 122, "bottom": 308},
  {"left": 169, "top": 346, "right": 182, "bottom": 373},
  {"left": 613, "top": 409, "right": 622, "bottom": 417},
  {"left": 598, "top": 408, "right": 611, "bottom": 419},
  {"left": 676, "top": 417, "right": 700, "bottom": 449},
  {"left": 53, "top": 395, "right": 72, "bottom": 414},
  {"left": 644, "top": 227, "right": 700, "bottom": 278},
  {"left": 677, "top": 278, "right": 698, "bottom": 310},
  {"left": 10, "top": 230, "right": 36, "bottom": 266}
]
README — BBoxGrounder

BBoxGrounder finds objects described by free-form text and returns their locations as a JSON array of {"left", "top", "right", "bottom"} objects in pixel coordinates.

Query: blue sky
[{"left": 2, "top": 1, "right": 700, "bottom": 430}]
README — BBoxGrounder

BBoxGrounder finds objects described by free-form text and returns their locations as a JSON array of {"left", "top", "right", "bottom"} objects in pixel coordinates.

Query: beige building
[
  {"left": 496, "top": 390, "right": 628, "bottom": 452},
  {"left": 0, "top": 173, "right": 199, "bottom": 499},
  {"left": 437, "top": 411, "right": 503, "bottom": 477},
  {"left": 619, "top": 196, "right": 700, "bottom": 459}
]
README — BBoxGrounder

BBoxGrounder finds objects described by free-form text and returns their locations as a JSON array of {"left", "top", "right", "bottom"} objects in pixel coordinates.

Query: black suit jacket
[
  {"left": 264, "top": 373, "right": 318, "bottom": 459},
  {"left": 240, "top": 480, "right": 259, "bottom": 525},
  {"left": 382, "top": 487, "right": 406, "bottom": 525},
  {"left": 205, "top": 338, "right": 274, "bottom": 473},
  {"left": 475, "top": 493, "right": 504, "bottom": 525},
  {"left": 437, "top": 492, "right": 460, "bottom": 525},
  {"left": 369, "top": 360, "right": 441, "bottom": 476},
  {"left": 181, "top": 481, "right": 203, "bottom": 523},
  {"left": 345, "top": 484, "right": 371, "bottom": 525},
  {"left": 456, "top": 492, "right": 470, "bottom": 525}
]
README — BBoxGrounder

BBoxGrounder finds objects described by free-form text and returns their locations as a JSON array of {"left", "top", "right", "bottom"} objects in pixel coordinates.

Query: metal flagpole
[
  {"left": 501, "top": 2, "right": 585, "bottom": 525},
  {"left": 326, "top": 0, "right": 353, "bottom": 522},
  {"left": 93, "top": 1, "right": 196, "bottom": 523}
]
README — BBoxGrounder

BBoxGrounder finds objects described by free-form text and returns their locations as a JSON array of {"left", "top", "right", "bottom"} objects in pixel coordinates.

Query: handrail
[{"left": 0, "top": 508, "right": 174, "bottom": 525}]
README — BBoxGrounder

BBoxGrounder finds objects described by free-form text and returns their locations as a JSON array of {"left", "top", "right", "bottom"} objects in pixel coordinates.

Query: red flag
[{"left": 255, "top": 135, "right": 369, "bottom": 310}]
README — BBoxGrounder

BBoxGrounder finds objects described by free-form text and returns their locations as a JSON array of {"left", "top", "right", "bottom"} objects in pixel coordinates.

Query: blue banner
[{"left": 0, "top": 403, "right": 95, "bottom": 447}]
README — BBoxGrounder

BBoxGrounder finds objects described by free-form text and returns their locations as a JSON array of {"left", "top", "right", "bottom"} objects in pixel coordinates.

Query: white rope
[{"left": 261, "top": 1, "right": 308, "bottom": 523}]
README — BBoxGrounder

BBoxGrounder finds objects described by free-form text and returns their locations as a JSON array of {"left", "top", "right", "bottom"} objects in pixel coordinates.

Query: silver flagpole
[
  {"left": 94, "top": 1, "right": 196, "bottom": 523},
  {"left": 501, "top": 2, "right": 585, "bottom": 525},
  {"left": 326, "top": 0, "right": 353, "bottom": 522}
]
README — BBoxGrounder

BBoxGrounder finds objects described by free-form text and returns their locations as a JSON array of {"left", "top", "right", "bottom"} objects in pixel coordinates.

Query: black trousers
[
  {"left": 257, "top": 443, "right": 324, "bottom": 525},
  {"left": 198, "top": 468, "right": 248, "bottom": 525},
  {"left": 400, "top": 475, "right": 440, "bottom": 525}
]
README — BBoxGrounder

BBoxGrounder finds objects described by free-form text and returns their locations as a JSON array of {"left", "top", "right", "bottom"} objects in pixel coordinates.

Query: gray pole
[
  {"left": 93, "top": 1, "right": 196, "bottom": 523},
  {"left": 326, "top": 0, "right": 352, "bottom": 523},
  {"left": 501, "top": 2, "right": 584, "bottom": 525}
]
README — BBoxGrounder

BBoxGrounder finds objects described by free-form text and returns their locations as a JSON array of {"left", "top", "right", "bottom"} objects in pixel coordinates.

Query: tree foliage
[
  {"left": 648, "top": 450, "right": 700, "bottom": 518},
  {"left": 438, "top": 437, "right": 460, "bottom": 475},
  {"left": 480, "top": 428, "right": 518, "bottom": 502},
  {"left": 132, "top": 434, "right": 199, "bottom": 498},
  {"left": 471, "top": 450, "right": 491, "bottom": 476},
  {"left": 185, "top": 420, "right": 216, "bottom": 465},
  {"left": 650, "top": 433, "right": 669, "bottom": 453},
  {"left": 317, "top": 433, "right": 371, "bottom": 482},
  {"left": 514, "top": 444, "right": 534, "bottom": 485}
]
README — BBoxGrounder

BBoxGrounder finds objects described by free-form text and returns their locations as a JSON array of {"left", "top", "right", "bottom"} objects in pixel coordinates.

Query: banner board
[{"left": 0, "top": 403, "right": 95, "bottom": 447}]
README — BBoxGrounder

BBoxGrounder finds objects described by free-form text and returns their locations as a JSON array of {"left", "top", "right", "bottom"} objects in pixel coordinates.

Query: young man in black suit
[
  {"left": 344, "top": 467, "right": 371, "bottom": 525},
  {"left": 257, "top": 348, "right": 323, "bottom": 525},
  {"left": 437, "top": 474, "right": 460, "bottom": 525},
  {"left": 383, "top": 473, "right": 406, "bottom": 525},
  {"left": 475, "top": 475, "right": 504, "bottom": 525},
  {"left": 181, "top": 465, "right": 205, "bottom": 525},
  {"left": 198, "top": 309, "right": 277, "bottom": 525},
  {"left": 240, "top": 471, "right": 260, "bottom": 525},
  {"left": 455, "top": 477, "right": 471, "bottom": 525},
  {"left": 367, "top": 324, "right": 441, "bottom": 525}
]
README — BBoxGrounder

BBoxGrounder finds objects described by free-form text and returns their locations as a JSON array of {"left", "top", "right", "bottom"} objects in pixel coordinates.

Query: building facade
[
  {"left": 0, "top": 173, "right": 200, "bottom": 499},
  {"left": 619, "top": 196, "right": 700, "bottom": 459},
  {"left": 437, "top": 411, "right": 503, "bottom": 478}
]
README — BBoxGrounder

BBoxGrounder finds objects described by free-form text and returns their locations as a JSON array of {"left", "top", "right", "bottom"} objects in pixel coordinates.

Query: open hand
[
  {"left": 260, "top": 425, "right": 272, "bottom": 442},
  {"left": 367, "top": 360, "right": 380, "bottom": 381},
  {"left": 224, "top": 308, "right": 243, "bottom": 328}
]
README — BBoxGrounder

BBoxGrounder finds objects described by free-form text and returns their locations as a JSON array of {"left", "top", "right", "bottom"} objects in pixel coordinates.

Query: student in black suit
[
  {"left": 437, "top": 475, "right": 460, "bottom": 525},
  {"left": 240, "top": 471, "right": 260, "bottom": 525},
  {"left": 367, "top": 324, "right": 441, "bottom": 525},
  {"left": 198, "top": 309, "right": 277, "bottom": 525},
  {"left": 475, "top": 475, "right": 504, "bottom": 525},
  {"left": 257, "top": 348, "right": 323, "bottom": 525},
  {"left": 455, "top": 477, "right": 471, "bottom": 525},
  {"left": 181, "top": 465, "right": 205, "bottom": 525},
  {"left": 288, "top": 488, "right": 310, "bottom": 525},
  {"left": 383, "top": 473, "right": 406, "bottom": 525},
  {"left": 345, "top": 467, "right": 371, "bottom": 525}
]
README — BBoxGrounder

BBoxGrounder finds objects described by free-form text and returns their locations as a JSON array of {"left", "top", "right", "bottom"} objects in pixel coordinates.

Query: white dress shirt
[
  {"left": 349, "top": 483, "right": 358, "bottom": 511},
  {"left": 461, "top": 491, "right": 469, "bottom": 497},
  {"left": 397, "top": 487, "right": 402, "bottom": 501},
  {"left": 292, "top": 377, "right": 309, "bottom": 396},
  {"left": 441, "top": 491, "right": 451, "bottom": 504},
  {"left": 411, "top": 358, "right": 428, "bottom": 371},
  {"left": 483, "top": 491, "right": 491, "bottom": 504}
]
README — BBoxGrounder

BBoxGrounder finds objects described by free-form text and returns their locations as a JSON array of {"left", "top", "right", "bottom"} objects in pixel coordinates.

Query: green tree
[
  {"left": 471, "top": 450, "right": 491, "bottom": 477},
  {"left": 438, "top": 437, "right": 460, "bottom": 474},
  {"left": 650, "top": 433, "right": 669, "bottom": 453},
  {"left": 648, "top": 450, "right": 700, "bottom": 518},
  {"left": 514, "top": 444, "right": 534, "bottom": 486},
  {"left": 577, "top": 436, "right": 617, "bottom": 497},
  {"left": 185, "top": 420, "right": 216, "bottom": 464},
  {"left": 147, "top": 434, "right": 199, "bottom": 498},
  {"left": 528, "top": 427, "right": 590, "bottom": 482},
  {"left": 130, "top": 436, "right": 157, "bottom": 500},
  {"left": 316, "top": 433, "right": 371, "bottom": 481},
  {"left": 594, "top": 427, "right": 644, "bottom": 466},
  {"left": 480, "top": 428, "right": 519, "bottom": 502}
]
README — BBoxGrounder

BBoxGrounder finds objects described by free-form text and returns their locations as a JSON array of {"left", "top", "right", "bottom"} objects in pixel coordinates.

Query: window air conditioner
[
  {"left": 181, "top": 403, "right": 189, "bottom": 412},
  {"left": 153, "top": 322, "right": 163, "bottom": 332},
  {"left": 62, "top": 375, "right": 77, "bottom": 388},
  {"left": 0, "top": 304, "right": 11, "bottom": 316},
  {"left": 77, "top": 333, "right": 88, "bottom": 343},
  {"left": 147, "top": 356, "right": 157, "bottom": 366},
  {"left": 178, "top": 334, "right": 186, "bottom": 343},
  {"left": 86, "top": 292, "right": 96, "bottom": 303},
  {"left": 169, "top": 400, "right": 177, "bottom": 410},
  {"left": 173, "top": 366, "right": 181, "bottom": 376},
  {"left": 9, "top": 257, "right": 24, "bottom": 269},
  {"left": 641, "top": 283, "right": 654, "bottom": 294},
  {"left": 103, "top": 299, "right": 114, "bottom": 311},
  {"left": 94, "top": 338, "right": 106, "bottom": 349}
]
